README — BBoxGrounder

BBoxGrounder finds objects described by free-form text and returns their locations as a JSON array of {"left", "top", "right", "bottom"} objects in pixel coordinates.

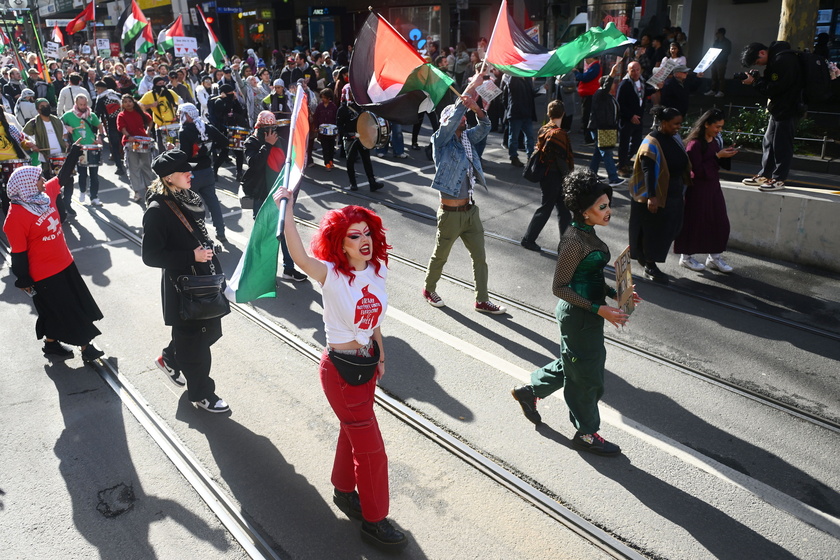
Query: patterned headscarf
[
  {"left": 178, "top": 103, "right": 207, "bottom": 141},
  {"left": 254, "top": 110, "right": 276, "bottom": 130},
  {"left": 7, "top": 165, "right": 48, "bottom": 217}
]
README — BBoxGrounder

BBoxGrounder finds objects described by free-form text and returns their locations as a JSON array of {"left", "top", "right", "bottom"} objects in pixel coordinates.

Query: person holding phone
[{"left": 675, "top": 108, "right": 738, "bottom": 273}]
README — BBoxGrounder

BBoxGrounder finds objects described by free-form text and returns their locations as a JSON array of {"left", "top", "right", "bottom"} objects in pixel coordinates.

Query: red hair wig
[{"left": 311, "top": 205, "right": 391, "bottom": 283}]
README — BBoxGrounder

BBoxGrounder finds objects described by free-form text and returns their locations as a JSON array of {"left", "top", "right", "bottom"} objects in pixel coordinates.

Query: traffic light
[{"left": 206, "top": 16, "right": 215, "bottom": 24}]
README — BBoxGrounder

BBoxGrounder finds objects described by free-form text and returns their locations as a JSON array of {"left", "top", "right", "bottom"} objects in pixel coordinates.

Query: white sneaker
[
  {"left": 704, "top": 90, "right": 716, "bottom": 96},
  {"left": 91, "top": 198, "right": 102, "bottom": 207},
  {"left": 608, "top": 178, "right": 627, "bottom": 187},
  {"left": 705, "top": 255, "right": 733, "bottom": 273},
  {"left": 759, "top": 179, "right": 785, "bottom": 192},
  {"left": 79, "top": 192, "right": 86, "bottom": 203},
  {"left": 714, "top": 91, "right": 725, "bottom": 98},
  {"left": 679, "top": 255, "right": 706, "bottom": 271},
  {"left": 394, "top": 153, "right": 408, "bottom": 159},
  {"left": 194, "top": 397, "right": 230, "bottom": 413},
  {"left": 742, "top": 175, "right": 770, "bottom": 187}
]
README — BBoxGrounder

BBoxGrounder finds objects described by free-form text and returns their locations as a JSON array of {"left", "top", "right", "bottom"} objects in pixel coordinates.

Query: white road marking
[
  {"left": 385, "top": 306, "right": 840, "bottom": 538},
  {"left": 69, "top": 238, "right": 128, "bottom": 253}
]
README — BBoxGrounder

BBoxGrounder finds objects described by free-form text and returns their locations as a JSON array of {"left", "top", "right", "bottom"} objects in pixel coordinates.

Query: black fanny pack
[{"left": 328, "top": 340, "right": 380, "bottom": 385}]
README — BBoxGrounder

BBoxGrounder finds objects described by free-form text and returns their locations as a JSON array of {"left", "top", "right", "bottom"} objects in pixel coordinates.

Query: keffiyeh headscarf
[
  {"left": 7, "top": 166, "right": 49, "bottom": 216},
  {"left": 178, "top": 103, "right": 207, "bottom": 141},
  {"left": 254, "top": 110, "right": 276, "bottom": 130}
]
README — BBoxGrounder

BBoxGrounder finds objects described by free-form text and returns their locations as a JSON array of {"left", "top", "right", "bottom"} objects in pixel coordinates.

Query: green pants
[
  {"left": 531, "top": 300, "right": 607, "bottom": 435},
  {"left": 424, "top": 205, "right": 489, "bottom": 302}
]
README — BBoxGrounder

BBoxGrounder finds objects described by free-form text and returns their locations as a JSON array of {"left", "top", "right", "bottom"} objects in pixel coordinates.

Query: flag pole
[
  {"left": 275, "top": 82, "right": 307, "bottom": 239},
  {"left": 367, "top": 6, "right": 462, "bottom": 97},
  {"left": 26, "top": 10, "right": 52, "bottom": 84},
  {"left": 482, "top": 0, "right": 508, "bottom": 78},
  {"left": 1, "top": 17, "right": 26, "bottom": 72}
]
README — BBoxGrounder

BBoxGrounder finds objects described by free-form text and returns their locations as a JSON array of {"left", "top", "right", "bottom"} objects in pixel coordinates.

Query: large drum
[
  {"left": 0, "top": 158, "right": 28, "bottom": 183},
  {"left": 159, "top": 123, "right": 181, "bottom": 150},
  {"left": 79, "top": 144, "right": 102, "bottom": 167},
  {"left": 128, "top": 136, "right": 154, "bottom": 153},
  {"left": 357, "top": 111, "right": 390, "bottom": 150},
  {"left": 228, "top": 126, "right": 249, "bottom": 151},
  {"left": 318, "top": 124, "right": 338, "bottom": 136},
  {"left": 48, "top": 153, "right": 69, "bottom": 176}
]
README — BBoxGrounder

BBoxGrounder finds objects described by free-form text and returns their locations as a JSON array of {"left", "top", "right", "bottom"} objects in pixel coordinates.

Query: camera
[{"left": 733, "top": 70, "right": 759, "bottom": 80}]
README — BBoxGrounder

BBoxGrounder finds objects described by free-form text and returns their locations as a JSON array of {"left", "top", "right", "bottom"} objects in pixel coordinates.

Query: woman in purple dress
[{"left": 675, "top": 109, "right": 739, "bottom": 273}]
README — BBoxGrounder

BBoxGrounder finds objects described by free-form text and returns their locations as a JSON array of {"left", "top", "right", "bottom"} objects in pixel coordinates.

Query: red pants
[{"left": 319, "top": 352, "right": 389, "bottom": 522}]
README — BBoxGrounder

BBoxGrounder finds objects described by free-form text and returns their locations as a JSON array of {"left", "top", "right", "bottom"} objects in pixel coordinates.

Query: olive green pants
[
  {"left": 531, "top": 300, "right": 607, "bottom": 435},
  {"left": 424, "top": 204, "right": 489, "bottom": 302}
]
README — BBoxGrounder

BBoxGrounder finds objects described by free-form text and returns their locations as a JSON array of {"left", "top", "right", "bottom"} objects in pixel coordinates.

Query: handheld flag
[
  {"left": 224, "top": 85, "right": 311, "bottom": 303},
  {"left": 156, "top": 15, "right": 185, "bottom": 54},
  {"left": 116, "top": 0, "right": 150, "bottom": 49},
  {"left": 485, "top": 0, "right": 628, "bottom": 77},
  {"left": 349, "top": 12, "right": 454, "bottom": 125},
  {"left": 197, "top": 5, "right": 227, "bottom": 69},
  {"left": 52, "top": 25, "right": 65, "bottom": 46},
  {"left": 66, "top": 2, "right": 95, "bottom": 36},
  {"left": 136, "top": 21, "right": 155, "bottom": 54}
]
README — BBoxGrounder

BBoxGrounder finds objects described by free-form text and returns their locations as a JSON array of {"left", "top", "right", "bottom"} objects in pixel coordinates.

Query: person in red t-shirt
[
  {"left": 116, "top": 94, "right": 155, "bottom": 203},
  {"left": 2, "top": 156, "right": 105, "bottom": 362}
]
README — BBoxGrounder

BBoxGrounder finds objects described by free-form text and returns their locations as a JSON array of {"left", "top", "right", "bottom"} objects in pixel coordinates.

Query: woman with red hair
[{"left": 273, "top": 187, "right": 407, "bottom": 551}]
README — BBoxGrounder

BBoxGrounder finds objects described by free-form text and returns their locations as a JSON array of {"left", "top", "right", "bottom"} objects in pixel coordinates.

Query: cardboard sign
[
  {"left": 45, "top": 41, "right": 59, "bottom": 58},
  {"left": 614, "top": 246, "right": 635, "bottom": 316},
  {"left": 173, "top": 36, "right": 198, "bottom": 57},
  {"left": 81, "top": 45, "right": 91, "bottom": 54},
  {"left": 96, "top": 38, "right": 111, "bottom": 57},
  {"left": 692, "top": 47, "right": 722, "bottom": 74}
]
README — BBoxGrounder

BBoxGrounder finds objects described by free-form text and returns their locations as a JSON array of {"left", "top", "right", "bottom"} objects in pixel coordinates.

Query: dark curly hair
[{"left": 563, "top": 169, "right": 613, "bottom": 220}]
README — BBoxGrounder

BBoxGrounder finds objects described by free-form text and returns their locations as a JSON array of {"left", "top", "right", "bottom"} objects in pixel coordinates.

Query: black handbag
[
  {"left": 164, "top": 201, "right": 231, "bottom": 321},
  {"left": 522, "top": 150, "right": 548, "bottom": 182},
  {"left": 328, "top": 340, "right": 380, "bottom": 385}
]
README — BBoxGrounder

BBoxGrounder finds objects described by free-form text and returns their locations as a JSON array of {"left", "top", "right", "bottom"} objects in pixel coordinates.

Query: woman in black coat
[{"left": 142, "top": 150, "right": 230, "bottom": 413}]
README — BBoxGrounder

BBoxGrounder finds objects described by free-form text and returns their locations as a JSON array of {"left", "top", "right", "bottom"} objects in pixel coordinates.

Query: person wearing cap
[
  {"left": 256, "top": 68, "right": 273, "bottom": 100},
  {"left": 207, "top": 83, "right": 247, "bottom": 180},
  {"left": 512, "top": 169, "right": 638, "bottom": 456},
  {"left": 3, "top": 67, "right": 24, "bottom": 109},
  {"left": 3, "top": 157, "right": 106, "bottom": 363},
  {"left": 421, "top": 74, "right": 507, "bottom": 315},
  {"left": 178, "top": 103, "right": 228, "bottom": 242},
  {"left": 25, "top": 67, "right": 54, "bottom": 108},
  {"left": 23, "top": 98, "right": 69, "bottom": 180},
  {"left": 142, "top": 149, "right": 230, "bottom": 414},
  {"left": 279, "top": 56, "right": 301, "bottom": 88},
  {"left": 660, "top": 64, "right": 692, "bottom": 117},
  {"left": 94, "top": 80, "right": 127, "bottom": 176},
  {"left": 217, "top": 66, "right": 236, "bottom": 90},
  {"left": 14, "top": 88, "right": 38, "bottom": 126},
  {"left": 263, "top": 78, "right": 291, "bottom": 115}
]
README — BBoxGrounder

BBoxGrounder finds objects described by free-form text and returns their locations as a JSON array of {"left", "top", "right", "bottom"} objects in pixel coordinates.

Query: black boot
[
  {"left": 643, "top": 262, "right": 669, "bottom": 284},
  {"left": 511, "top": 385, "right": 542, "bottom": 425},
  {"left": 360, "top": 518, "right": 408, "bottom": 550},
  {"left": 43, "top": 340, "right": 73, "bottom": 359},
  {"left": 81, "top": 344, "right": 105, "bottom": 363},
  {"left": 369, "top": 178, "right": 384, "bottom": 192},
  {"left": 333, "top": 489, "right": 363, "bottom": 520}
]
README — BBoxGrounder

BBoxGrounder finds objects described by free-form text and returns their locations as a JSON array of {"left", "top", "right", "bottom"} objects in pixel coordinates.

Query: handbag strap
[{"left": 164, "top": 199, "right": 214, "bottom": 261}]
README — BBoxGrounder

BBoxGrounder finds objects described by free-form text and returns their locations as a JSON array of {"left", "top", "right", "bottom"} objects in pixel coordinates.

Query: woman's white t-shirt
[{"left": 320, "top": 260, "right": 387, "bottom": 345}]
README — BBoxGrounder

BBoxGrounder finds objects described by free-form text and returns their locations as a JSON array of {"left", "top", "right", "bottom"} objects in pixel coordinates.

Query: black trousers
[
  {"left": 412, "top": 111, "right": 439, "bottom": 145},
  {"left": 581, "top": 95, "right": 594, "bottom": 143},
  {"left": 164, "top": 320, "right": 222, "bottom": 403},
  {"left": 106, "top": 120, "right": 124, "bottom": 167},
  {"left": 319, "top": 134, "right": 336, "bottom": 163},
  {"left": 346, "top": 139, "right": 374, "bottom": 186},
  {"left": 214, "top": 147, "right": 244, "bottom": 176},
  {"left": 618, "top": 119, "right": 643, "bottom": 169},
  {"left": 760, "top": 115, "right": 795, "bottom": 182},
  {"left": 523, "top": 167, "right": 571, "bottom": 244}
]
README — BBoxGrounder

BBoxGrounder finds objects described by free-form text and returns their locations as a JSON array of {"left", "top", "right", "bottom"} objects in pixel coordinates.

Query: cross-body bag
[
  {"left": 164, "top": 200, "right": 230, "bottom": 321},
  {"left": 523, "top": 129, "right": 550, "bottom": 183},
  {"left": 328, "top": 340, "right": 381, "bottom": 385}
]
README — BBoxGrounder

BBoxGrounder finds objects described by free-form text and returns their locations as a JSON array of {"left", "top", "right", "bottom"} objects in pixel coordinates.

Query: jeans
[
  {"left": 424, "top": 204, "right": 489, "bottom": 302},
  {"left": 77, "top": 164, "right": 99, "bottom": 199},
  {"left": 760, "top": 115, "right": 795, "bottom": 182},
  {"left": 376, "top": 123, "right": 405, "bottom": 156},
  {"left": 320, "top": 351, "right": 389, "bottom": 523},
  {"left": 588, "top": 146, "right": 620, "bottom": 182},
  {"left": 192, "top": 167, "right": 225, "bottom": 236},
  {"left": 507, "top": 118, "right": 536, "bottom": 159},
  {"left": 412, "top": 111, "right": 439, "bottom": 145}
]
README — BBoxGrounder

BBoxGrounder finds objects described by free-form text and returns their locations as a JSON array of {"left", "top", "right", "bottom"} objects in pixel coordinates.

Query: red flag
[
  {"left": 52, "top": 24, "right": 65, "bottom": 46},
  {"left": 66, "top": 2, "right": 95, "bottom": 36}
]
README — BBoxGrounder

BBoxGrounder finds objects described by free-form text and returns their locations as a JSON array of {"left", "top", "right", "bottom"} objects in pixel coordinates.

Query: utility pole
[{"left": 778, "top": 0, "right": 819, "bottom": 50}]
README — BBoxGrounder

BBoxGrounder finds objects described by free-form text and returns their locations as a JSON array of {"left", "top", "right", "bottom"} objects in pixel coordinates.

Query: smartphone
[{"left": 731, "top": 144, "right": 741, "bottom": 150}]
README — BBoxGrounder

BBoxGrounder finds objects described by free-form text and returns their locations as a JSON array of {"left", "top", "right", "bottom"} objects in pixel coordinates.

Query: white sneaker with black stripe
[
  {"left": 155, "top": 355, "right": 186, "bottom": 387},
  {"left": 194, "top": 397, "right": 230, "bottom": 413},
  {"left": 759, "top": 179, "right": 785, "bottom": 192},
  {"left": 742, "top": 175, "right": 770, "bottom": 187}
]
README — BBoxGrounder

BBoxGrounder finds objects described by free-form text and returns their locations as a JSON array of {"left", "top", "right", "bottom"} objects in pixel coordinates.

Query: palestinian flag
[
  {"left": 0, "top": 27, "right": 10, "bottom": 54},
  {"left": 486, "top": 0, "right": 628, "bottom": 77},
  {"left": 156, "top": 15, "right": 185, "bottom": 54},
  {"left": 135, "top": 20, "right": 155, "bottom": 54},
  {"left": 66, "top": 1, "right": 95, "bottom": 36},
  {"left": 225, "top": 85, "right": 311, "bottom": 303},
  {"left": 197, "top": 5, "right": 227, "bottom": 69},
  {"left": 349, "top": 12, "right": 454, "bottom": 125},
  {"left": 52, "top": 25, "right": 65, "bottom": 46},
  {"left": 116, "top": 0, "right": 149, "bottom": 49}
]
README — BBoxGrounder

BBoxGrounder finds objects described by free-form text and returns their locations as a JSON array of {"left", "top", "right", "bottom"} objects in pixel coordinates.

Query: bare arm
[{"left": 273, "top": 185, "right": 328, "bottom": 283}]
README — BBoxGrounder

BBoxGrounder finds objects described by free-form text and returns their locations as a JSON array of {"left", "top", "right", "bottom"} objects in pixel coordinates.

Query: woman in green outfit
[{"left": 512, "top": 169, "right": 641, "bottom": 456}]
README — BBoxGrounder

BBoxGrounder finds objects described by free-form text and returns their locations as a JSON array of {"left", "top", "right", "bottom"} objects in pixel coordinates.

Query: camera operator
[{"left": 738, "top": 41, "right": 803, "bottom": 192}]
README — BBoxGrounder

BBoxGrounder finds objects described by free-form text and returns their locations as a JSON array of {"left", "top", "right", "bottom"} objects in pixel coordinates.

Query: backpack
[{"left": 787, "top": 50, "right": 833, "bottom": 105}]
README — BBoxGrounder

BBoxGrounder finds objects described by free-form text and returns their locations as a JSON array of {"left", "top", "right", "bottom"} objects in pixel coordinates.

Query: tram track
[{"left": 1, "top": 202, "right": 645, "bottom": 559}]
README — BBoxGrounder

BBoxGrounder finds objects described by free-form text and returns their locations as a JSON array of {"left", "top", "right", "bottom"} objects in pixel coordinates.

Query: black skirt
[
  {"left": 629, "top": 179, "right": 685, "bottom": 263},
  {"left": 32, "top": 262, "right": 103, "bottom": 346}
]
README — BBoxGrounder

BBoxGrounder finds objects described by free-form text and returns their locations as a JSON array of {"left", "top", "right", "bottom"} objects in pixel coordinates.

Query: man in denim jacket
[{"left": 421, "top": 75, "right": 507, "bottom": 315}]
